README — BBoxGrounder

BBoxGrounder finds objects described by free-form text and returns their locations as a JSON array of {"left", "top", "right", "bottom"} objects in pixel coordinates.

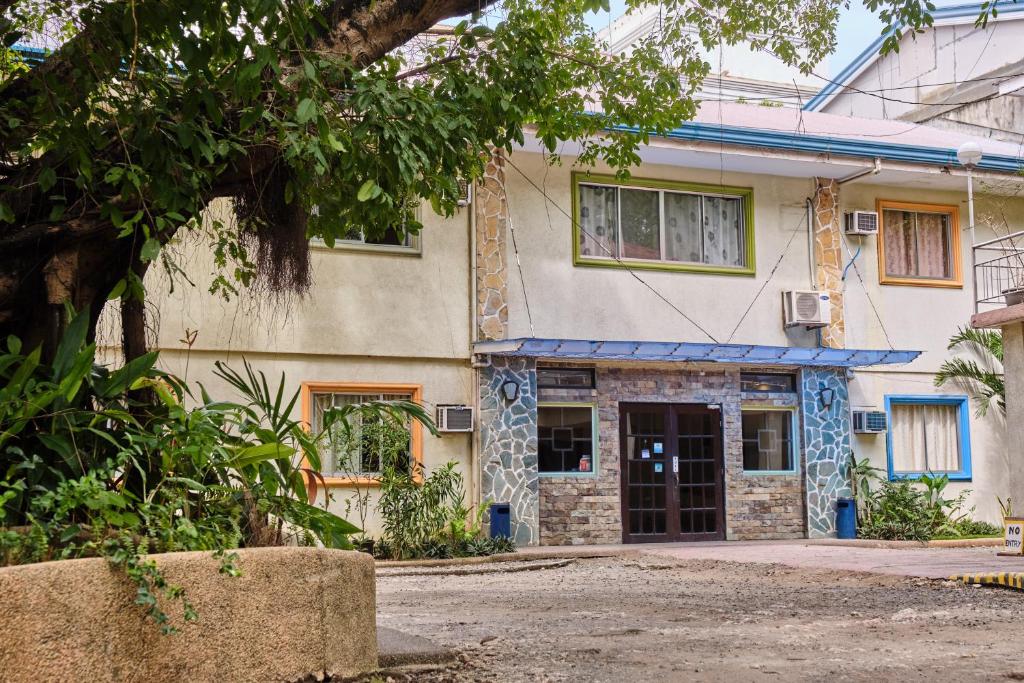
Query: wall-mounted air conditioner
[
  {"left": 437, "top": 404, "right": 474, "bottom": 433},
  {"left": 852, "top": 409, "right": 887, "bottom": 434},
  {"left": 844, "top": 211, "right": 879, "bottom": 236},
  {"left": 456, "top": 178, "right": 472, "bottom": 207},
  {"left": 782, "top": 290, "right": 831, "bottom": 329}
]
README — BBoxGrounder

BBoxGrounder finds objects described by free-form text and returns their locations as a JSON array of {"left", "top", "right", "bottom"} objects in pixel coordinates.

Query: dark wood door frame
[{"left": 619, "top": 402, "right": 726, "bottom": 544}]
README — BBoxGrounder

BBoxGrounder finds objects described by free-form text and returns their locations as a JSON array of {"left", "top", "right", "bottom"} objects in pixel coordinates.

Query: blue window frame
[{"left": 884, "top": 395, "right": 971, "bottom": 481}]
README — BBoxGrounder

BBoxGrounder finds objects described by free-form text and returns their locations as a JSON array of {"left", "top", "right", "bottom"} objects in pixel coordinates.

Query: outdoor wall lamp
[
  {"left": 819, "top": 386, "right": 835, "bottom": 411},
  {"left": 501, "top": 380, "right": 520, "bottom": 402}
]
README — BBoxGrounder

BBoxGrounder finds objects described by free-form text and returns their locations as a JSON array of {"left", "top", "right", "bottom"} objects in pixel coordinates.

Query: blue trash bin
[
  {"left": 836, "top": 497, "right": 857, "bottom": 539},
  {"left": 489, "top": 503, "right": 512, "bottom": 539}
]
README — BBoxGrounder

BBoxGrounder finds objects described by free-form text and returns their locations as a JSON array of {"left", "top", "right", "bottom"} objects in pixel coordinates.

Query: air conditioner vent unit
[
  {"left": 852, "top": 409, "right": 887, "bottom": 434},
  {"left": 782, "top": 290, "right": 831, "bottom": 329},
  {"left": 437, "top": 404, "right": 474, "bottom": 433},
  {"left": 844, "top": 210, "right": 879, "bottom": 235}
]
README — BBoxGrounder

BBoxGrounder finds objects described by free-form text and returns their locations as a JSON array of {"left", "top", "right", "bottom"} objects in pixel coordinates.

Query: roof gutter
[{"left": 607, "top": 122, "right": 1024, "bottom": 174}]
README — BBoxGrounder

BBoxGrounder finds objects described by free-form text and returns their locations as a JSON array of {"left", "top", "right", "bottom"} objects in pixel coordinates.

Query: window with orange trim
[
  {"left": 877, "top": 200, "right": 962, "bottom": 288},
  {"left": 301, "top": 382, "right": 423, "bottom": 485}
]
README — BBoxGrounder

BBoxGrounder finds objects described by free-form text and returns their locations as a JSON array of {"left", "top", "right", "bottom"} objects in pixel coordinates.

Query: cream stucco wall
[
  {"left": 101, "top": 200, "right": 476, "bottom": 538},
  {"left": 503, "top": 150, "right": 1016, "bottom": 524}
]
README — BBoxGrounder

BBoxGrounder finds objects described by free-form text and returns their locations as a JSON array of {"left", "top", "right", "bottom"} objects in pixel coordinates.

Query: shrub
[{"left": 0, "top": 314, "right": 427, "bottom": 631}]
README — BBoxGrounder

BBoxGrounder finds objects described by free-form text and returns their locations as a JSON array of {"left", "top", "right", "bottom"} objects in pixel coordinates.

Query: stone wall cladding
[
  {"left": 813, "top": 177, "right": 845, "bottom": 349},
  {"left": 537, "top": 366, "right": 807, "bottom": 545},
  {"left": 479, "top": 357, "right": 539, "bottom": 545},
  {"left": 475, "top": 153, "right": 508, "bottom": 341},
  {"left": 801, "top": 367, "right": 852, "bottom": 537}
]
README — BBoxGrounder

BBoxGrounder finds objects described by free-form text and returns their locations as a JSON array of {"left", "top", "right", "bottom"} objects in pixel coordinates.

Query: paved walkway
[{"left": 518, "top": 540, "right": 1024, "bottom": 580}]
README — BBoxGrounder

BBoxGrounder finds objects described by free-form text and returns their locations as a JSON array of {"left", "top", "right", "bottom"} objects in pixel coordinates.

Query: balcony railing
[{"left": 974, "top": 230, "right": 1024, "bottom": 313}]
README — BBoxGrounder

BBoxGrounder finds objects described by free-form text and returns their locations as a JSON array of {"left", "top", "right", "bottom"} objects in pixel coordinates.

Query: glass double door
[{"left": 619, "top": 403, "right": 725, "bottom": 543}]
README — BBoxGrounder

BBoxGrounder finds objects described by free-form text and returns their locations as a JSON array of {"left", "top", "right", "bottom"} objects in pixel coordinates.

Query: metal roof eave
[
  {"left": 607, "top": 121, "right": 1024, "bottom": 174},
  {"left": 473, "top": 338, "right": 921, "bottom": 369}
]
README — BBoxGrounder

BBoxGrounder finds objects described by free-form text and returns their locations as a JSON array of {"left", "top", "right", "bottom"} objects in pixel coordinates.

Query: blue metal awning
[{"left": 473, "top": 338, "right": 920, "bottom": 368}]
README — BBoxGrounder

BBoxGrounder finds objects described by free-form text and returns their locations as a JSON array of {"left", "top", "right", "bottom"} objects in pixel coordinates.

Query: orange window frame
[
  {"left": 300, "top": 381, "right": 424, "bottom": 487},
  {"left": 876, "top": 199, "right": 963, "bottom": 288}
]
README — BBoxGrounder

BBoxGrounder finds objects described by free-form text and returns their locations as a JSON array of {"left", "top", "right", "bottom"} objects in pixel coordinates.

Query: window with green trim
[{"left": 573, "top": 174, "right": 754, "bottom": 274}]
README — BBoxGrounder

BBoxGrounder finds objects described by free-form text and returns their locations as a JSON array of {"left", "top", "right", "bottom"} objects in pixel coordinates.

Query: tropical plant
[
  {"left": 935, "top": 326, "right": 1004, "bottom": 416},
  {"left": 0, "top": 314, "right": 438, "bottom": 631},
  {"left": 857, "top": 481, "right": 934, "bottom": 542},
  {"left": 848, "top": 452, "right": 883, "bottom": 524},
  {"left": 0, "top": 0, "right": 984, "bottom": 362}
]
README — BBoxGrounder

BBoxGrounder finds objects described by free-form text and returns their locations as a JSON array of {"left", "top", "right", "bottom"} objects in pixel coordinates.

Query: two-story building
[{"left": 139, "top": 99, "right": 1024, "bottom": 546}]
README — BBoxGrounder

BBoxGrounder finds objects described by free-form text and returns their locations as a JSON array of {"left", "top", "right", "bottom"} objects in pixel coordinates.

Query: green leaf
[
  {"left": 0, "top": 202, "right": 13, "bottom": 223},
  {"left": 140, "top": 238, "right": 161, "bottom": 262},
  {"left": 107, "top": 278, "right": 128, "bottom": 300},
  {"left": 38, "top": 167, "right": 57, "bottom": 192},
  {"left": 357, "top": 179, "right": 378, "bottom": 202},
  {"left": 296, "top": 98, "right": 317, "bottom": 124},
  {"left": 6, "top": 335, "right": 20, "bottom": 354},
  {"left": 52, "top": 310, "right": 90, "bottom": 380},
  {"left": 98, "top": 351, "right": 159, "bottom": 398},
  {"left": 229, "top": 442, "right": 297, "bottom": 469}
]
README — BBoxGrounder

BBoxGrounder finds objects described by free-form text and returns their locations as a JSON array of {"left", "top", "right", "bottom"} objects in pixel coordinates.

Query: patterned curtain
[
  {"left": 704, "top": 196, "right": 744, "bottom": 266},
  {"left": 578, "top": 185, "right": 619, "bottom": 258},
  {"left": 664, "top": 192, "right": 702, "bottom": 263},
  {"left": 915, "top": 212, "right": 951, "bottom": 279}
]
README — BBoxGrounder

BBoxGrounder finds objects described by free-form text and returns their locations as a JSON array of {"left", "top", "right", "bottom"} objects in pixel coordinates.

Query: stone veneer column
[
  {"left": 801, "top": 368, "right": 853, "bottom": 537},
  {"left": 478, "top": 357, "right": 539, "bottom": 546},
  {"left": 812, "top": 178, "right": 845, "bottom": 349},
  {"left": 475, "top": 152, "right": 509, "bottom": 341}
]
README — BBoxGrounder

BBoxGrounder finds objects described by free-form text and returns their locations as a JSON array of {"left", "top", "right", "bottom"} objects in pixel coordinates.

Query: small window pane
[
  {"left": 315, "top": 392, "right": 412, "bottom": 476},
  {"left": 538, "top": 406, "right": 595, "bottom": 474},
  {"left": 890, "top": 402, "right": 961, "bottom": 473},
  {"left": 619, "top": 188, "right": 661, "bottom": 260},
  {"left": 703, "top": 196, "right": 744, "bottom": 266},
  {"left": 664, "top": 192, "right": 703, "bottom": 263},
  {"left": 537, "top": 368, "right": 595, "bottom": 388},
  {"left": 740, "top": 373, "right": 795, "bottom": 393},
  {"left": 883, "top": 208, "right": 953, "bottom": 280},
  {"left": 742, "top": 411, "right": 794, "bottom": 471},
  {"left": 578, "top": 184, "right": 618, "bottom": 258}
]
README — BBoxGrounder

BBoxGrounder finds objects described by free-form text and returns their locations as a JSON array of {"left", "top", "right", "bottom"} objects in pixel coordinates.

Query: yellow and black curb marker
[{"left": 949, "top": 573, "right": 1024, "bottom": 590}]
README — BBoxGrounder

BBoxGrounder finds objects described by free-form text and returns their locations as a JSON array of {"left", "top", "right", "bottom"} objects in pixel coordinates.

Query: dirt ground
[{"left": 373, "top": 555, "right": 1024, "bottom": 682}]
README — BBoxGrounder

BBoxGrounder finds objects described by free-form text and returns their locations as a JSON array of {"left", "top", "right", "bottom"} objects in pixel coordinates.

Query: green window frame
[{"left": 571, "top": 172, "right": 756, "bottom": 276}]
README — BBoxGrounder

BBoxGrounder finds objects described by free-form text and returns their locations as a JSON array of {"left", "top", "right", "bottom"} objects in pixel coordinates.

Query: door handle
[{"left": 672, "top": 456, "right": 679, "bottom": 474}]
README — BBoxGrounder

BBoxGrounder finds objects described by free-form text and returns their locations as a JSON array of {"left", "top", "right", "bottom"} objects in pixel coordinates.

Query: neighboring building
[
  {"left": 142, "top": 100, "right": 1024, "bottom": 546},
  {"left": 600, "top": 6, "right": 823, "bottom": 108},
  {"left": 806, "top": 2, "right": 1024, "bottom": 144}
]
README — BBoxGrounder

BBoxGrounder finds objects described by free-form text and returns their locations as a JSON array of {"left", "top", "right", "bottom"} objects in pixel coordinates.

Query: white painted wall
[{"left": 822, "top": 15, "right": 1024, "bottom": 127}]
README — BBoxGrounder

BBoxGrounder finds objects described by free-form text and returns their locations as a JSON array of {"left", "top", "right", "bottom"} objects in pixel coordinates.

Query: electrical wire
[
  {"left": 725, "top": 210, "right": 807, "bottom": 343},
  {"left": 503, "top": 156, "right": 720, "bottom": 343},
  {"left": 840, "top": 232, "right": 896, "bottom": 350}
]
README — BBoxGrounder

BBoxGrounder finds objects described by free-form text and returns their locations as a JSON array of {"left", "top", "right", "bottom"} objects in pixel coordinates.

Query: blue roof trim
[
  {"left": 608, "top": 121, "right": 1024, "bottom": 173},
  {"left": 10, "top": 45, "right": 48, "bottom": 65},
  {"left": 804, "top": 2, "right": 1024, "bottom": 112},
  {"left": 474, "top": 338, "right": 921, "bottom": 368}
]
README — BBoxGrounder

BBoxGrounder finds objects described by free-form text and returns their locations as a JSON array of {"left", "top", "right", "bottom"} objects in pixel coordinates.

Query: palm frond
[
  {"left": 947, "top": 326, "right": 1003, "bottom": 363},
  {"left": 935, "top": 358, "right": 1005, "bottom": 416}
]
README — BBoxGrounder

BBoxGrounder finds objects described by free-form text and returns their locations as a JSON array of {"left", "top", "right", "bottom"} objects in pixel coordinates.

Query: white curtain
[
  {"left": 891, "top": 403, "right": 960, "bottom": 473},
  {"left": 578, "top": 185, "right": 618, "bottom": 258},
  {"left": 703, "top": 196, "right": 744, "bottom": 266}
]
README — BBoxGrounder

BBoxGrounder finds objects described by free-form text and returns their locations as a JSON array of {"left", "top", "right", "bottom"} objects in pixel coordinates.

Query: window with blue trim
[{"left": 885, "top": 396, "right": 971, "bottom": 481}]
